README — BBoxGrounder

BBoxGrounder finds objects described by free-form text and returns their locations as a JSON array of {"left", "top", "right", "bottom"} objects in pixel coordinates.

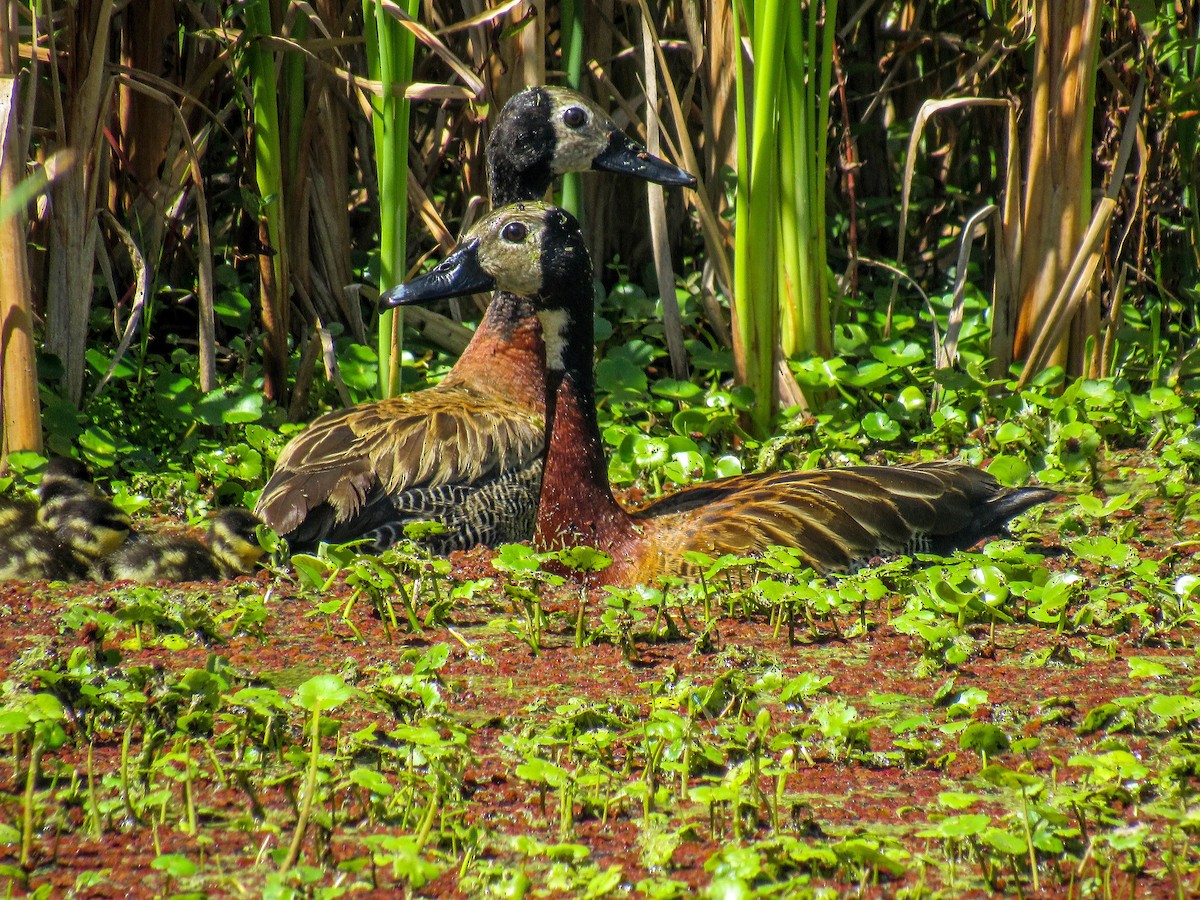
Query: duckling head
[
  {"left": 37, "top": 456, "right": 97, "bottom": 508},
  {"left": 208, "top": 509, "right": 267, "bottom": 574}
]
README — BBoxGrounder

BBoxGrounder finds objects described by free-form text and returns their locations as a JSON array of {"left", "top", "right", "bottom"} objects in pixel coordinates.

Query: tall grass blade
[{"left": 366, "top": 0, "right": 420, "bottom": 399}]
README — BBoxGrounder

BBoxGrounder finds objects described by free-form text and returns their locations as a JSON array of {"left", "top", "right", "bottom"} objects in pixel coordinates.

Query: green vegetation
[
  {"left": 1, "top": 1, "right": 1198, "bottom": 895},
  {"left": 0, "top": 422, "right": 1197, "bottom": 894}
]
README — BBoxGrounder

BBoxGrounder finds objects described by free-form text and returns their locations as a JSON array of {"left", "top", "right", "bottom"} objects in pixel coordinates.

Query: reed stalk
[
  {"left": 241, "top": 0, "right": 290, "bottom": 403},
  {"left": 558, "top": 0, "right": 584, "bottom": 217},
  {"left": 733, "top": 0, "right": 838, "bottom": 430},
  {"left": 365, "top": 0, "right": 420, "bottom": 399}
]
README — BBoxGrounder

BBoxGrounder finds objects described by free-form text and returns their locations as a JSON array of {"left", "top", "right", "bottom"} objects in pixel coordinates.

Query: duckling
[
  {"left": 255, "top": 86, "right": 696, "bottom": 554},
  {"left": 37, "top": 457, "right": 98, "bottom": 511},
  {"left": 0, "top": 497, "right": 37, "bottom": 535},
  {"left": 383, "top": 203, "right": 1058, "bottom": 585},
  {"left": 0, "top": 457, "right": 91, "bottom": 538},
  {"left": 36, "top": 457, "right": 131, "bottom": 561},
  {"left": 0, "top": 495, "right": 124, "bottom": 582},
  {"left": 100, "top": 509, "right": 265, "bottom": 583}
]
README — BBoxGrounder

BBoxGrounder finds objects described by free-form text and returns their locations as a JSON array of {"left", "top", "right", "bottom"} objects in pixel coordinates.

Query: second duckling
[
  {"left": 1, "top": 494, "right": 127, "bottom": 582},
  {"left": 37, "top": 457, "right": 132, "bottom": 561},
  {"left": 100, "top": 509, "right": 266, "bottom": 583}
]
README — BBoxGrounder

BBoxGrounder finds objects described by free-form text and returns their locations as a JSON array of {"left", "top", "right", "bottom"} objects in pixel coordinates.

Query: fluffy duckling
[
  {"left": 36, "top": 457, "right": 132, "bottom": 562},
  {"left": 0, "top": 497, "right": 36, "bottom": 535},
  {"left": 100, "top": 509, "right": 266, "bottom": 583},
  {"left": 0, "top": 458, "right": 132, "bottom": 582},
  {"left": 0, "top": 496, "right": 122, "bottom": 582}
]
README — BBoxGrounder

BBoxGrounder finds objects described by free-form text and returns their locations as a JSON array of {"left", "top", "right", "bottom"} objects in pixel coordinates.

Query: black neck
[{"left": 489, "top": 164, "right": 552, "bottom": 207}]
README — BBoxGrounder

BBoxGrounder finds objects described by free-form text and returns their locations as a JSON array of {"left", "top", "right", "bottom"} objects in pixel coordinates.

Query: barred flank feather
[
  {"left": 255, "top": 383, "right": 544, "bottom": 552},
  {"left": 626, "top": 463, "right": 1057, "bottom": 580}
]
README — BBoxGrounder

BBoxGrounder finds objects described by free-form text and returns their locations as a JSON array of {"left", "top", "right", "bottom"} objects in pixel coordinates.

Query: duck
[
  {"left": 254, "top": 86, "right": 696, "bottom": 554},
  {"left": 99, "top": 509, "right": 266, "bottom": 583},
  {"left": 381, "top": 203, "right": 1058, "bottom": 585}
]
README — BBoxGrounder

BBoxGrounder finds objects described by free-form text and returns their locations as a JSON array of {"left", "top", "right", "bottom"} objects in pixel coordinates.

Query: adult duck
[
  {"left": 382, "top": 203, "right": 1057, "bottom": 585},
  {"left": 256, "top": 87, "right": 695, "bottom": 553}
]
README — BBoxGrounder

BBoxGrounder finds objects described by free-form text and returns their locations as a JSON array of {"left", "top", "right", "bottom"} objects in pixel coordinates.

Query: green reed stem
[{"left": 365, "top": 0, "right": 420, "bottom": 398}]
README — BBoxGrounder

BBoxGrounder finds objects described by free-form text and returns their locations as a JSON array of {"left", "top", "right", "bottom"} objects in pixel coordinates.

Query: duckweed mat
[{"left": 0, "top": 472, "right": 1198, "bottom": 898}]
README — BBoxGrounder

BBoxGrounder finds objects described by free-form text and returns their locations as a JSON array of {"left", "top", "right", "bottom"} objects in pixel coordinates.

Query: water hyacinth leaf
[
  {"left": 634, "top": 436, "right": 670, "bottom": 467},
  {"left": 959, "top": 723, "right": 1010, "bottom": 757},
  {"left": 937, "top": 791, "right": 981, "bottom": 810},
  {"left": 982, "top": 828, "right": 1029, "bottom": 855},
  {"left": 596, "top": 356, "right": 649, "bottom": 397},
  {"left": 492, "top": 543, "right": 544, "bottom": 574},
  {"left": 337, "top": 342, "right": 379, "bottom": 393},
  {"left": 862, "top": 412, "right": 901, "bottom": 442},
  {"left": 1067, "top": 750, "right": 1149, "bottom": 783},
  {"left": 1174, "top": 574, "right": 1200, "bottom": 600},
  {"left": 993, "top": 422, "right": 1028, "bottom": 445},
  {"left": 871, "top": 341, "right": 925, "bottom": 368},
  {"left": 918, "top": 813, "right": 991, "bottom": 839},
  {"left": 652, "top": 378, "right": 703, "bottom": 401},
  {"left": 294, "top": 674, "right": 354, "bottom": 713},
  {"left": 516, "top": 757, "right": 569, "bottom": 788},
  {"left": 893, "top": 385, "right": 927, "bottom": 417},
  {"left": 1147, "top": 694, "right": 1200, "bottom": 725},
  {"left": 842, "top": 361, "right": 893, "bottom": 389},
  {"left": 831, "top": 841, "right": 907, "bottom": 877},
  {"left": 554, "top": 546, "right": 612, "bottom": 573},
  {"left": 1127, "top": 656, "right": 1170, "bottom": 679},
  {"left": 980, "top": 764, "right": 1044, "bottom": 793},
  {"left": 195, "top": 387, "right": 264, "bottom": 425},
  {"left": 150, "top": 854, "right": 198, "bottom": 878},
  {"left": 714, "top": 456, "right": 743, "bottom": 478},
  {"left": 792, "top": 356, "right": 846, "bottom": 389},
  {"left": 986, "top": 454, "right": 1031, "bottom": 485}
]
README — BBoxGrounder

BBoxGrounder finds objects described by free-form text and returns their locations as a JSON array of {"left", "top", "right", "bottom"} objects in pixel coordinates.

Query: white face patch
[
  {"left": 537, "top": 309, "right": 571, "bottom": 370},
  {"left": 474, "top": 204, "right": 551, "bottom": 298},
  {"left": 463, "top": 203, "right": 587, "bottom": 367},
  {"left": 546, "top": 89, "right": 615, "bottom": 175}
]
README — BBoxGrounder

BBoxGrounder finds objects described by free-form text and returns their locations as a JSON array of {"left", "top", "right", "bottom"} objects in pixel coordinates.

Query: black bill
[
  {"left": 378, "top": 239, "right": 496, "bottom": 310},
  {"left": 592, "top": 131, "right": 697, "bottom": 188}
]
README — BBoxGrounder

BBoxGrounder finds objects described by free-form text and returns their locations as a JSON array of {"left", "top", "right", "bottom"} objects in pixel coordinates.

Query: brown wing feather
[
  {"left": 630, "top": 462, "right": 1053, "bottom": 580},
  {"left": 255, "top": 385, "right": 543, "bottom": 538}
]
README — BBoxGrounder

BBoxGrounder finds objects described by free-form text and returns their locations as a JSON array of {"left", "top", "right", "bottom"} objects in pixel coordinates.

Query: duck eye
[
  {"left": 501, "top": 221, "right": 528, "bottom": 242},
  {"left": 562, "top": 106, "right": 587, "bottom": 128}
]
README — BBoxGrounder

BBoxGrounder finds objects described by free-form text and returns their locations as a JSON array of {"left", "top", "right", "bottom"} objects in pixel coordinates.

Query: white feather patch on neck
[{"left": 538, "top": 309, "right": 571, "bottom": 371}]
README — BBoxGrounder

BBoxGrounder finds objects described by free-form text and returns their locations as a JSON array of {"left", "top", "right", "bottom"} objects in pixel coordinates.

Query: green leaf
[
  {"left": 1127, "top": 656, "right": 1169, "bottom": 679},
  {"left": 151, "top": 853, "right": 198, "bottom": 878},
  {"left": 294, "top": 674, "right": 354, "bottom": 712},
  {"left": 596, "top": 355, "right": 648, "bottom": 396},
  {"left": 937, "top": 791, "right": 981, "bottom": 810},
  {"left": 862, "top": 412, "right": 901, "bottom": 442},
  {"left": 986, "top": 454, "right": 1031, "bottom": 485},
  {"left": 982, "top": 828, "right": 1028, "bottom": 856},
  {"left": 871, "top": 341, "right": 925, "bottom": 367},
  {"left": 959, "top": 723, "right": 1010, "bottom": 757}
]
